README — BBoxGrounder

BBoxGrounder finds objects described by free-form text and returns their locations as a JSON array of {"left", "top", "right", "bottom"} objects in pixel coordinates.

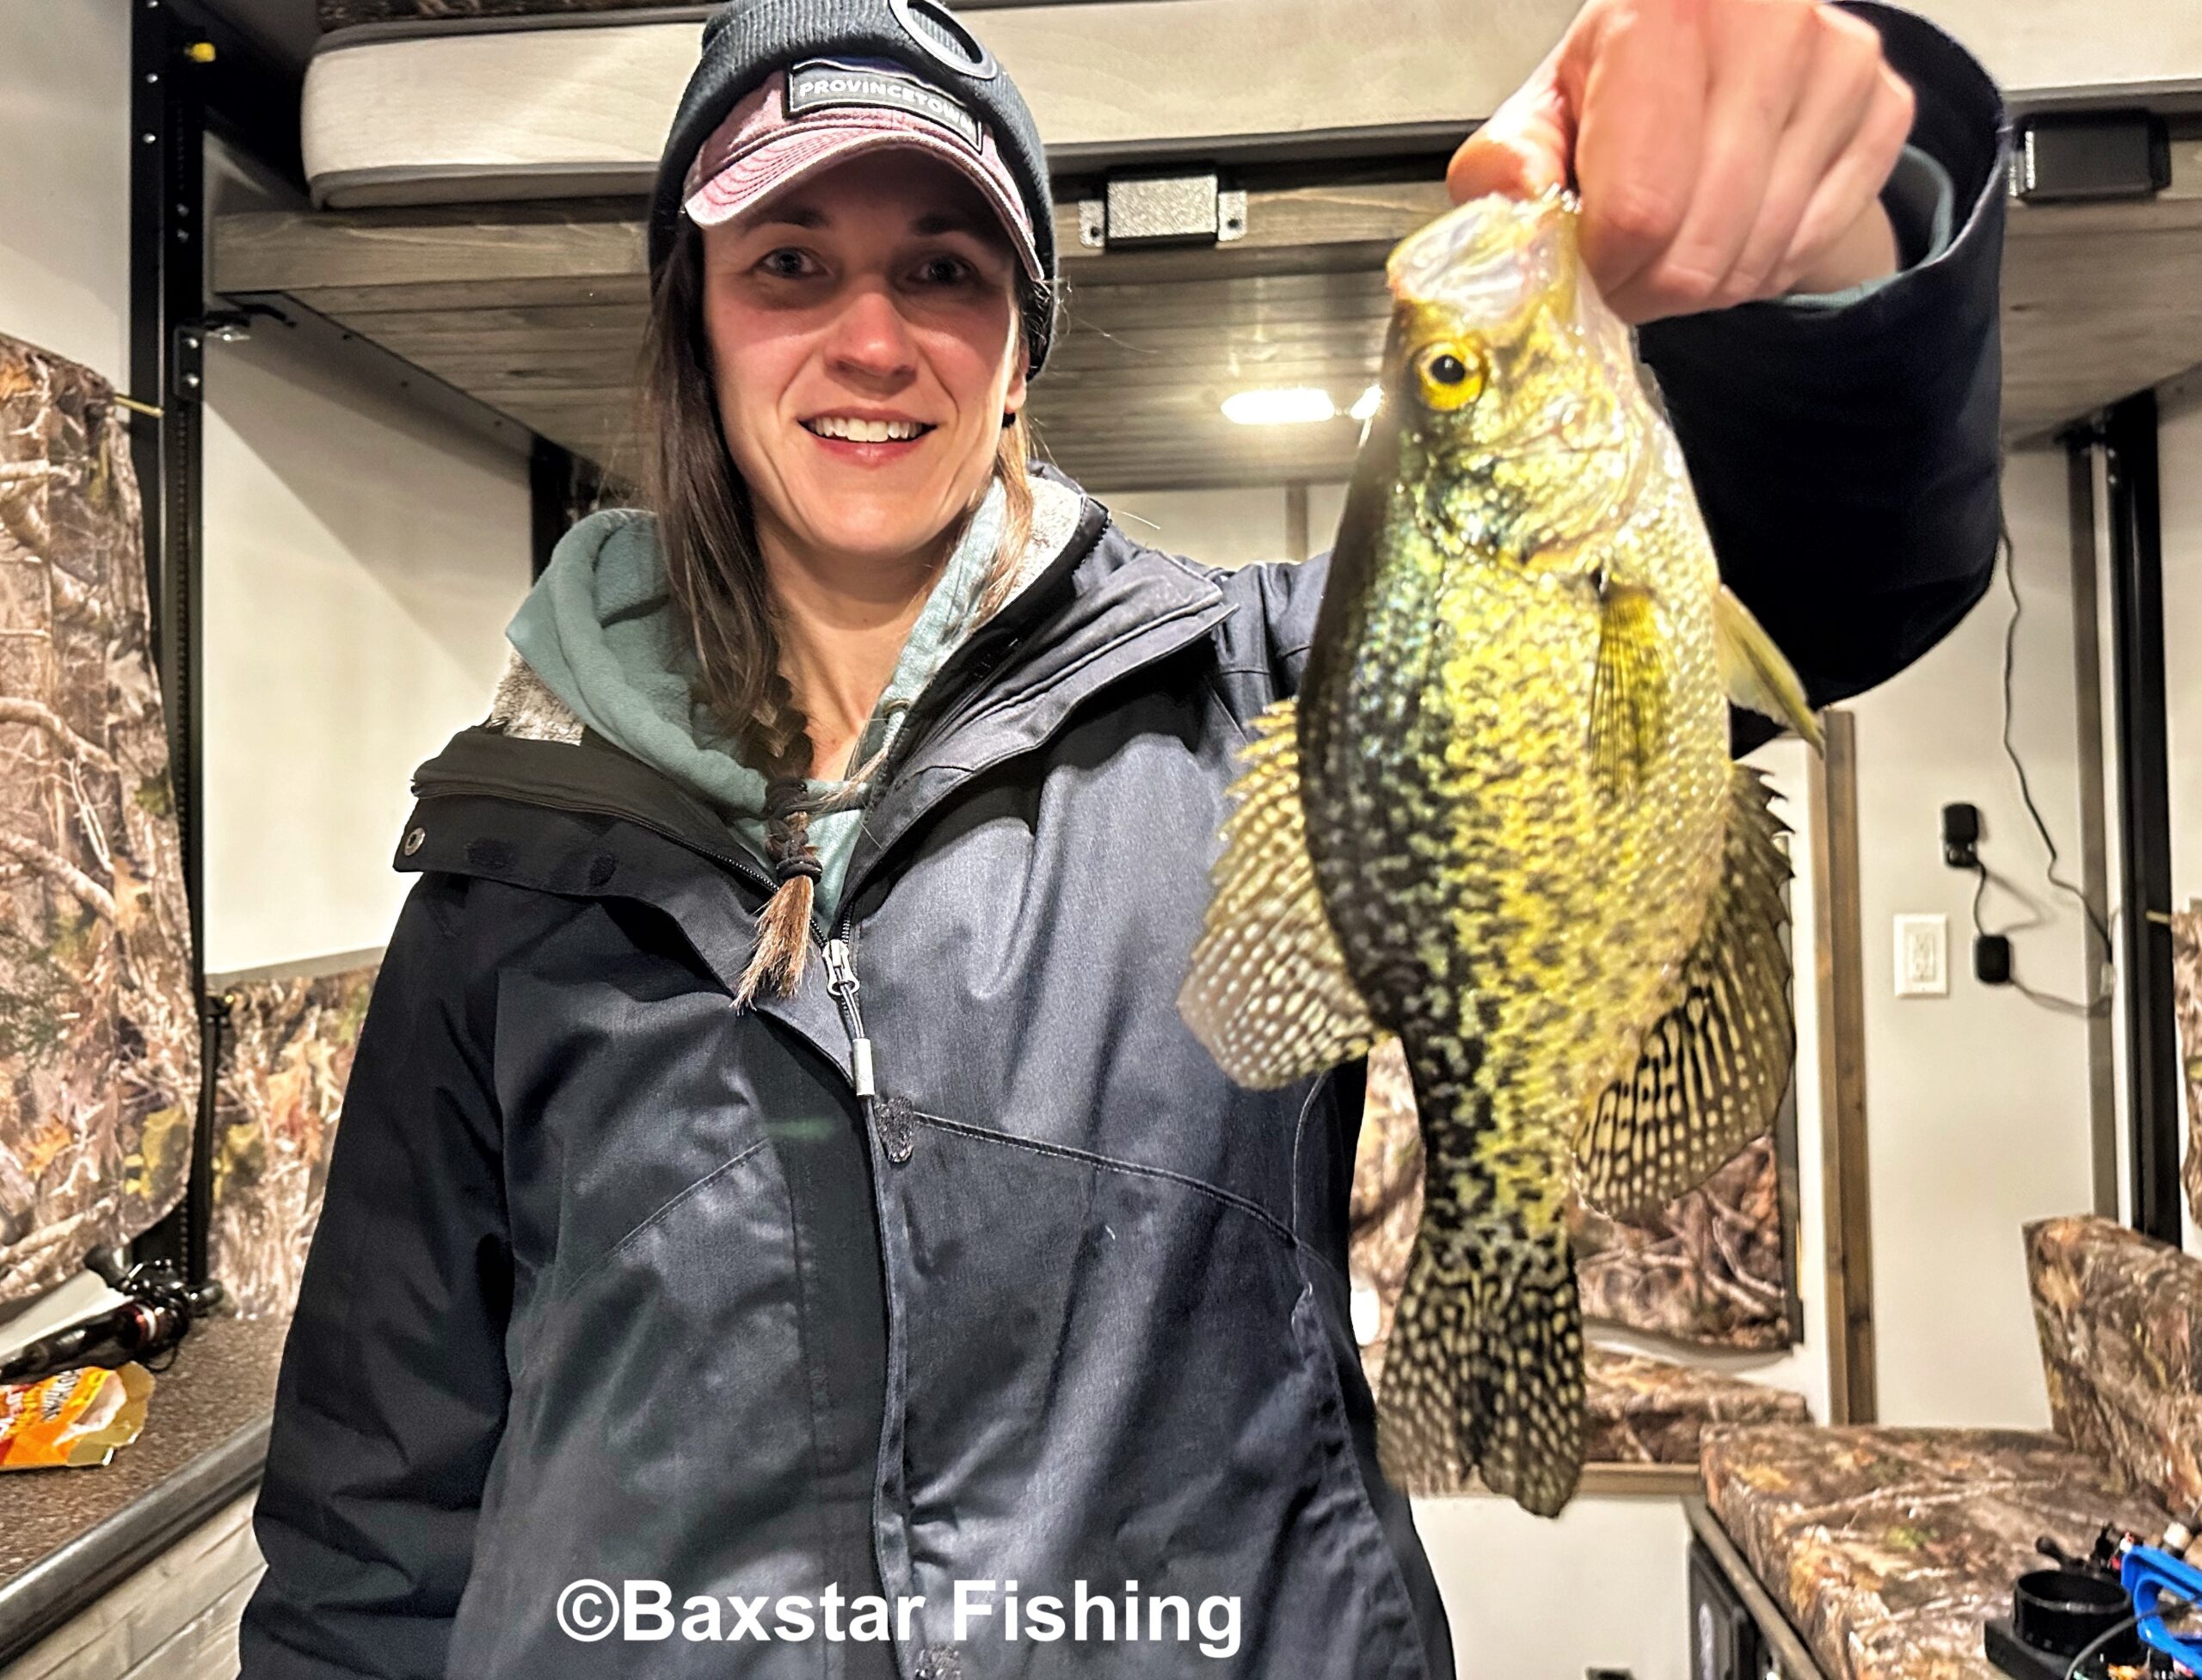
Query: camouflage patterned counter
[
  {"left": 1702, "top": 1424, "right": 2165, "bottom": 1680},
  {"left": 2027, "top": 1214, "right": 2202, "bottom": 1518},
  {"left": 0, "top": 333, "right": 197, "bottom": 1308},
  {"left": 209, "top": 964, "right": 382, "bottom": 1318},
  {"left": 1584, "top": 1348, "right": 1807, "bottom": 1465}
]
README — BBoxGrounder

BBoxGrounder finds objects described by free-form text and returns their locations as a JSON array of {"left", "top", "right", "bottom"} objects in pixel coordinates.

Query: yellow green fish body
[{"left": 1177, "top": 191, "right": 1814, "bottom": 1517}]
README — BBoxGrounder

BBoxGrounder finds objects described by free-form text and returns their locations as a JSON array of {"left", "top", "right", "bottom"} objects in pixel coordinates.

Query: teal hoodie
[{"left": 504, "top": 477, "right": 1073, "bottom": 925}]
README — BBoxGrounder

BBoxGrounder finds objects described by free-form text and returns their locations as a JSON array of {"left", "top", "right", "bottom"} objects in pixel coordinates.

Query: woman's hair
[{"left": 636, "top": 214, "right": 1038, "bottom": 1006}]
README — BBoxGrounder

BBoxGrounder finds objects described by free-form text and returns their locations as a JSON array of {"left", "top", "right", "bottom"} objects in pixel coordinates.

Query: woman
[{"left": 239, "top": 0, "right": 2006, "bottom": 1675}]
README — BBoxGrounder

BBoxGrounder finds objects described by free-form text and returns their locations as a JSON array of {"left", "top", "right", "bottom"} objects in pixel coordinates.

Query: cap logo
[
  {"left": 888, "top": 0, "right": 999, "bottom": 80},
  {"left": 785, "top": 58, "right": 984, "bottom": 151}
]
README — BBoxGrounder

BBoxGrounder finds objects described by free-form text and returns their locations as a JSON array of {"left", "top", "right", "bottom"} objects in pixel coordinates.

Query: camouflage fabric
[
  {"left": 1583, "top": 1347, "right": 1808, "bottom": 1464},
  {"left": 319, "top": 0, "right": 677, "bottom": 28},
  {"left": 1703, "top": 1424, "right": 2166, "bottom": 1680},
  {"left": 1351, "top": 1037, "right": 1794, "bottom": 1354},
  {"left": 2176, "top": 903, "right": 2202, "bottom": 1232},
  {"left": 0, "top": 333, "right": 196, "bottom": 1308},
  {"left": 2027, "top": 1213, "right": 2202, "bottom": 1517},
  {"left": 209, "top": 964, "right": 380, "bottom": 1318},
  {"left": 1575, "top": 1135, "right": 1794, "bottom": 1349}
]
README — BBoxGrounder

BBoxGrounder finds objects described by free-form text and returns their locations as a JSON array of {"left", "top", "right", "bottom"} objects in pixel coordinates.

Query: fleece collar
[{"left": 487, "top": 472, "right": 1086, "bottom": 919}]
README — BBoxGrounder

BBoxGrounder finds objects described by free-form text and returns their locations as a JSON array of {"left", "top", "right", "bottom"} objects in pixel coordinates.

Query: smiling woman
[
  {"left": 634, "top": 63, "right": 1046, "bottom": 1000},
  {"left": 234, "top": 2, "right": 2014, "bottom": 1677}
]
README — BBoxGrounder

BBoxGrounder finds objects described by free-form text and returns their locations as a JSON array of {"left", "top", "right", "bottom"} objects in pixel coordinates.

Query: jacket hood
[{"left": 475, "top": 469, "right": 1092, "bottom": 916}]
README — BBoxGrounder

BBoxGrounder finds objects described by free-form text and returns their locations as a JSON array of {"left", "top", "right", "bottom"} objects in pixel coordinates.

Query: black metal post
[
  {"left": 531, "top": 434, "right": 607, "bottom": 580},
  {"left": 2100, "top": 391, "right": 2182, "bottom": 1247},
  {"left": 129, "top": 0, "right": 213, "bottom": 1283}
]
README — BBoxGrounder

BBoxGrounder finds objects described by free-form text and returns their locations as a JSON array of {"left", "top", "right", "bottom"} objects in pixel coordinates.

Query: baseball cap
[
  {"left": 680, "top": 57, "right": 1045, "bottom": 288},
  {"left": 650, "top": 0, "right": 1060, "bottom": 372}
]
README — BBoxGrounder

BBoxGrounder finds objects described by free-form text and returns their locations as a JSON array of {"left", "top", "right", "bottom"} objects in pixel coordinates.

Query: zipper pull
[{"left": 821, "top": 938, "right": 876, "bottom": 1098}]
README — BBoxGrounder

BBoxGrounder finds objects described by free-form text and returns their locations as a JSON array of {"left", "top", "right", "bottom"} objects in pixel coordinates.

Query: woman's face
[{"left": 699, "top": 150, "right": 1028, "bottom": 581}]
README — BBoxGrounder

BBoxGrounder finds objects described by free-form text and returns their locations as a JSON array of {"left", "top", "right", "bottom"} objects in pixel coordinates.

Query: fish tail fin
[{"left": 1379, "top": 1207, "right": 1584, "bottom": 1517}]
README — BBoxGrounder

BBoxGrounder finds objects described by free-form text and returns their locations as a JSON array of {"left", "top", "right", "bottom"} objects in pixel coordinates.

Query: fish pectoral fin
[
  {"left": 1573, "top": 763, "right": 1796, "bottom": 1216},
  {"left": 1715, "top": 585, "right": 1824, "bottom": 752},
  {"left": 1589, "top": 579, "right": 1670, "bottom": 799},
  {"left": 1175, "top": 697, "right": 1384, "bottom": 1088},
  {"left": 1378, "top": 1207, "right": 1584, "bottom": 1517}
]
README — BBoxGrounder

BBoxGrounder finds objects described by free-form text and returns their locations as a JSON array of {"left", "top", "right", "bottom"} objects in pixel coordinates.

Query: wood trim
[
  {"left": 1682, "top": 1497, "right": 1833, "bottom": 1680},
  {"left": 1807, "top": 709, "right": 1876, "bottom": 1425},
  {"left": 1575, "top": 1462, "right": 1703, "bottom": 1498}
]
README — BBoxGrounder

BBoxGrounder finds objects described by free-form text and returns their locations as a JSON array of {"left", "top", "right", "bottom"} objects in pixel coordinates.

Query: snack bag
[{"left": 0, "top": 1363, "right": 155, "bottom": 1469}]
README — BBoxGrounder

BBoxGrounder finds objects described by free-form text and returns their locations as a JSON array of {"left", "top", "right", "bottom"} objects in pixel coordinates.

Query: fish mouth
[{"left": 1387, "top": 188, "right": 1578, "bottom": 329}]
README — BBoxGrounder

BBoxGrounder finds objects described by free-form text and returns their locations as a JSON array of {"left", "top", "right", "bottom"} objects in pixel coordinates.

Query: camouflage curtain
[
  {"left": 0, "top": 332, "right": 197, "bottom": 1308},
  {"left": 209, "top": 964, "right": 378, "bottom": 1318}
]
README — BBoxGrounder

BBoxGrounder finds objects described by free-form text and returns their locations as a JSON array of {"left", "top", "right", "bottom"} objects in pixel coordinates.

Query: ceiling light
[
  {"left": 1221, "top": 387, "right": 1338, "bottom": 426},
  {"left": 1350, "top": 385, "right": 1382, "bottom": 422}
]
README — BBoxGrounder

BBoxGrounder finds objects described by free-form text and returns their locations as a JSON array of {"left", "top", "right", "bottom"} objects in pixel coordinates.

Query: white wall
[
  {"left": 1104, "top": 485, "right": 1300, "bottom": 568},
  {"left": 1849, "top": 444, "right": 2100, "bottom": 1428},
  {"left": 200, "top": 327, "right": 530, "bottom": 973},
  {"left": 0, "top": 0, "right": 131, "bottom": 381},
  {"left": 200, "top": 146, "right": 532, "bottom": 975}
]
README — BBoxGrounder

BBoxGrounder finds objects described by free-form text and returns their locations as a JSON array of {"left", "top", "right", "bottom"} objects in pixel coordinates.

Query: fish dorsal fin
[
  {"left": 1572, "top": 763, "right": 1795, "bottom": 1215},
  {"left": 1588, "top": 578, "right": 1670, "bottom": 798},
  {"left": 1176, "top": 697, "right": 1386, "bottom": 1087},
  {"left": 1715, "top": 585, "right": 1824, "bottom": 751}
]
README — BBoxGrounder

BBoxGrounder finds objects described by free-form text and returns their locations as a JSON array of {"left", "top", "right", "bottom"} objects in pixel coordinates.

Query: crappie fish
[{"left": 1177, "top": 190, "right": 1819, "bottom": 1517}]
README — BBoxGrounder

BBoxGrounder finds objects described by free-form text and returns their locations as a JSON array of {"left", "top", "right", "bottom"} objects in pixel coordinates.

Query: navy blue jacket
[{"left": 237, "top": 8, "right": 2006, "bottom": 1676}]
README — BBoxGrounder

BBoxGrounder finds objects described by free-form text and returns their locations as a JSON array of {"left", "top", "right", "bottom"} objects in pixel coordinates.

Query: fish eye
[{"left": 1415, "top": 343, "right": 1485, "bottom": 411}]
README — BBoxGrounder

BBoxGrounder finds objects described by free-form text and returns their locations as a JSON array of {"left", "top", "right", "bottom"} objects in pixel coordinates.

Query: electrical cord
[
  {"left": 1967, "top": 859, "right": 2109, "bottom": 1017},
  {"left": 2061, "top": 1608, "right": 2141, "bottom": 1680},
  {"left": 1997, "top": 509, "right": 2112, "bottom": 951},
  {"left": 2061, "top": 1587, "right": 2193, "bottom": 1678},
  {"left": 1989, "top": 510, "right": 2115, "bottom": 1016}
]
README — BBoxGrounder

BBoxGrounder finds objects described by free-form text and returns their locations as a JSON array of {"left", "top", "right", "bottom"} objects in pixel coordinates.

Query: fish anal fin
[
  {"left": 1574, "top": 763, "right": 1797, "bottom": 1216},
  {"left": 1377, "top": 1210, "right": 1584, "bottom": 1517},
  {"left": 1176, "top": 698, "right": 1384, "bottom": 1088},
  {"left": 1715, "top": 585, "right": 1824, "bottom": 752},
  {"left": 1589, "top": 579, "right": 1670, "bottom": 799}
]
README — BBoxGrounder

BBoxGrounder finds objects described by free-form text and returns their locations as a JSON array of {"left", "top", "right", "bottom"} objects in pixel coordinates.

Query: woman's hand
[{"left": 1448, "top": 0, "right": 1916, "bottom": 323}]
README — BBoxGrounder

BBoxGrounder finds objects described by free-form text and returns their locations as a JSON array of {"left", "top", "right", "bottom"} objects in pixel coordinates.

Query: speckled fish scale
[{"left": 1177, "top": 191, "right": 1814, "bottom": 1517}]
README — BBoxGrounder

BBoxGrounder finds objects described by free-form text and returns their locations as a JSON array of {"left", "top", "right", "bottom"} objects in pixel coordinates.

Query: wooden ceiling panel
[{"left": 215, "top": 152, "right": 2202, "bottom": 490}]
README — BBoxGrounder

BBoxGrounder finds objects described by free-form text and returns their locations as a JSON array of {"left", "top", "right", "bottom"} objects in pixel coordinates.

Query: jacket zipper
[{"left": 820, "top": 918, "right": 872, "bottom": 1100}]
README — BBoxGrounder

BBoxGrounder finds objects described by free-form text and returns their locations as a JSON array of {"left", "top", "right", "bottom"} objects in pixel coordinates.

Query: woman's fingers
[
  {"left": 1459, "top": 0, "right": 1918, "bottom": 323},
  {"left": 1565, "top": 0, "right": 1711, "bottom": 300},
  {"left": 1775, "top": 59, "right": 1916, "bottom": 294},
  {"left": 1716, "top": 7, "right": 1888, "bottom": 305},
  {"left": 1447, "top": 44, "right": 1577, "bottom": 203},
  {"left": 1607, "top": 0, "right": 1819, "bottom": 320}
]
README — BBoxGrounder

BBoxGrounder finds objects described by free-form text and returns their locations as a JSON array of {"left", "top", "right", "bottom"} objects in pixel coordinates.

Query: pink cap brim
[{"left": 680, "top": 71, "right": 1043, "bottom": 286}]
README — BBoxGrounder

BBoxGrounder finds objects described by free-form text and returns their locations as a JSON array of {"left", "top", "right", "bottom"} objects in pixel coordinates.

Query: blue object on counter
[{"left": 2121, "top": 1544, "right": 2202, "bottom": 1664}]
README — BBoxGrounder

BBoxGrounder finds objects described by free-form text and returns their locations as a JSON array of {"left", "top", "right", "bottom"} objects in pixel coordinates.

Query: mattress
[
  {"left": 320, "top": 0, "right": 673, "bottom": 27},
  {"left": 297, "top": 0, "right": 2202, "bottom": 212},
  {"left": 298, "top": 0, "right": 1560, "bottom": 210}
]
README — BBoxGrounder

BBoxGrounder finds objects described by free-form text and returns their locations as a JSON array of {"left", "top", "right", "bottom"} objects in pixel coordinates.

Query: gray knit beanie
[{"left": 650, "top": 0, "right": 1060, "bottom": 373}]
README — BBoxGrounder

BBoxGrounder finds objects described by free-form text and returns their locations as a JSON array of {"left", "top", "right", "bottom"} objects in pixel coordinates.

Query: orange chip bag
[{"left": 0, "top": 1363, "right": 155, "bottom": 1469}]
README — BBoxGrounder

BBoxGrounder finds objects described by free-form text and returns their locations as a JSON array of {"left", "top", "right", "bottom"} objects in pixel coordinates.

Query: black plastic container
[{"left": 2013, "top": 1568, "right": 2140, "bottom": 1663}]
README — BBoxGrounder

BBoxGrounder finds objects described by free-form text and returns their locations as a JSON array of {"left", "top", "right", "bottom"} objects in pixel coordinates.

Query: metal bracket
[{"left": 1079, "top": 173, "right": 1248, "bottom": 250}]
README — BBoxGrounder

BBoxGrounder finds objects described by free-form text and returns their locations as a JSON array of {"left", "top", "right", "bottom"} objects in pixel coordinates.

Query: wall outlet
[{"left": 1894, "top": 914, "right": 1949, "bottom": 997}]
